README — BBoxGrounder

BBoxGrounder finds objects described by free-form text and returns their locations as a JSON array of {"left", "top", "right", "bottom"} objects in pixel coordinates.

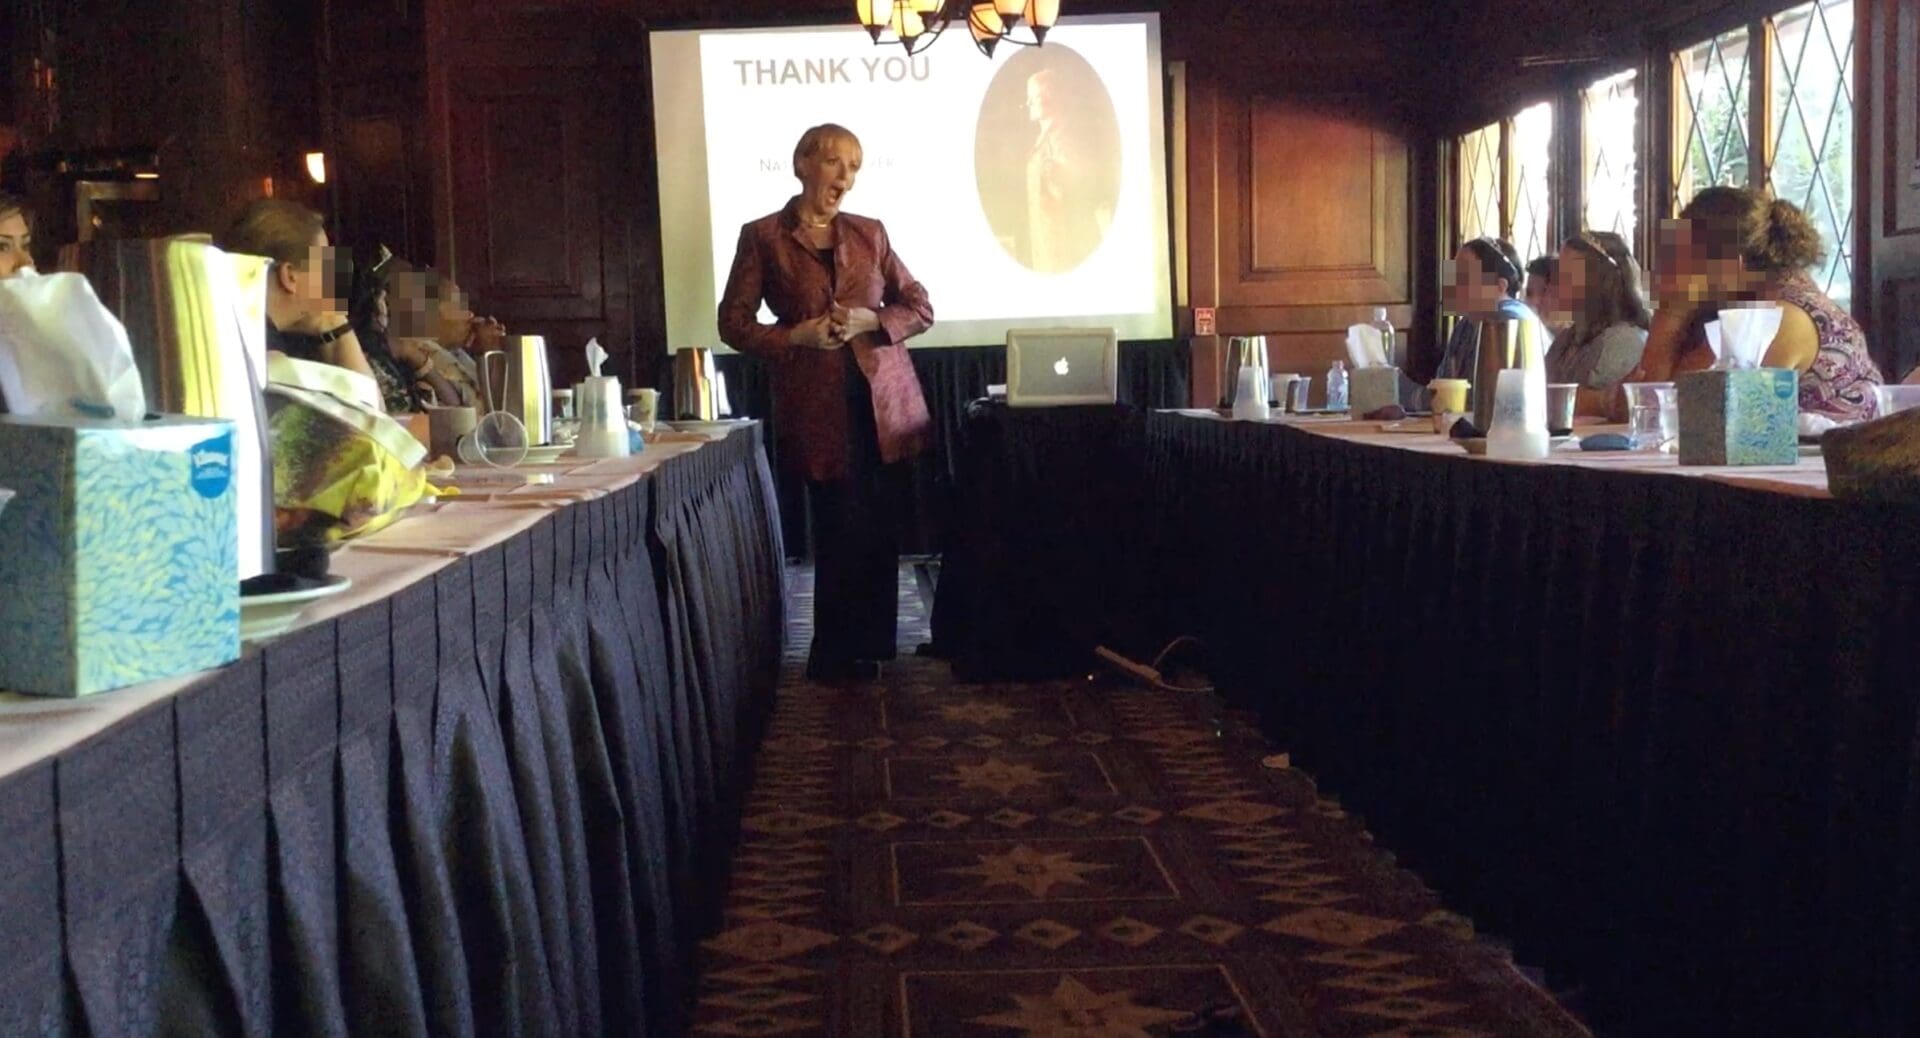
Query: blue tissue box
[
  {"left": 1676, "top": 368, "right": 1799, "bottom": 466},
  {"left": 0, "top": 415, "right": 239, "bottom": 697}
]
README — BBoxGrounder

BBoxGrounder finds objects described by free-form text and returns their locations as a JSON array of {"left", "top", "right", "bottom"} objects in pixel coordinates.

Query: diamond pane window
[
  {"left": 1673, "top": 25, "right": 1753, "bottom": 210},
  {"left": 1458, "top": 121, "right": 1502, "bottom": 245},
  {"left": 1510, "top": 102, "right": 1555, "bottom": 264},
  {"left": 1582, "top": 69, "right": 1639, "bottom": 247},
  {"left": 1768, "top": 0, "right": 1855, "bottom": 302}
]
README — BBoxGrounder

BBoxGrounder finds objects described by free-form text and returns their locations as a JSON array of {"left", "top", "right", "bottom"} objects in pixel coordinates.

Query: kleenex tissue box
[
  {"left": 1351, "top": 366, "right": 1402, "bottom": 416},
  {"left": 1677, "top": 368, "right": 1799, "bottom": 466},
  {"left": 0, "top": 415, "right": 239, "bottom": 697}
]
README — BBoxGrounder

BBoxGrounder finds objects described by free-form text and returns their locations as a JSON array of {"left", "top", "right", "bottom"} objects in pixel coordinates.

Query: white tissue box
[{"left": 0, "top": 415, "right": 240, "bottom": 697}]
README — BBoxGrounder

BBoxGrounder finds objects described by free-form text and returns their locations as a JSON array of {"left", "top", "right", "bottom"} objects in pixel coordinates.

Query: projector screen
[{"left": 650, "top": 14, "right": 1173, "bottom": 350}]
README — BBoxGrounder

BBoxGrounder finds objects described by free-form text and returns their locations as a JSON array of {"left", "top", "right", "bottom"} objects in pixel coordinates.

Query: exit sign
[{"left": 1194, "top": 307, "right": 1216, "bottom": 336}]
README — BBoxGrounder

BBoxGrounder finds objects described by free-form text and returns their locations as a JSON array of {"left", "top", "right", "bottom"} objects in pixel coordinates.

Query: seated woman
[
  {"left": 216, "top": 199, "right": 376, "bottom": 383},
  {"left": 1434, "top": 236, "right": 1539, "bottom": 382},
  {"left": 346, "top": 250, "right": 471, "bottom": 411},
  {"left": 1544, "top": 231, "right": 1650, "bottom": 417},
  {"left": 1629, "top": 186, "right": 1882, "bottom": 421}
]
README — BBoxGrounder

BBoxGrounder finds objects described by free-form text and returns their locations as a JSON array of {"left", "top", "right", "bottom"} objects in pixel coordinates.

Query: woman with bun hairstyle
[{"left": 1631, "top": 186, "right": 1882, "bottom": 421}]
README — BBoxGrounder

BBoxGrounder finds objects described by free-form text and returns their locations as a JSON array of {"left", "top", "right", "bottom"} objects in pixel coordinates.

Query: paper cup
[
  {"left": 1428, "top": 378, "right": 1470, "bottom": 414},
  {"left": 628, "top": 387, "right": 660, "bottom": 432},
  {"left": 426, "top": 404, "right": 477, "bottom": 460}
]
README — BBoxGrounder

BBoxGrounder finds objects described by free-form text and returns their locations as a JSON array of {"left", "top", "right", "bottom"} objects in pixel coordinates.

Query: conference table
[
  {"left": 0, "top": 423, "right": 786, "bottom": 1037},
  {"left": 938, "top": 404, "right": 1920, "bottom": 1037}
]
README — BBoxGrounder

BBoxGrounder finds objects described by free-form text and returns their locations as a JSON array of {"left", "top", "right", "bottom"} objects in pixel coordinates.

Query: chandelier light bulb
[
  {"left": 968, "top": 2, "right": 1004, "bottom": 56},
  {"left": 1024, "top": 0, "right": 1059, "bottom": 41},
  {"left": 855, "top": 0, "right": 888, "bottom": 40}
]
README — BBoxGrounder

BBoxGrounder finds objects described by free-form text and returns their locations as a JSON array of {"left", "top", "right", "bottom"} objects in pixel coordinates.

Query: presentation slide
[{"left": 650, "top": 14, "right": 1172, "bottom": 350}]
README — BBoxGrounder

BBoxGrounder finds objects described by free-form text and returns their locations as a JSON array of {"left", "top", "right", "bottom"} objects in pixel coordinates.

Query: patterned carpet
[{"left": 692, "top": 567, "right": 1589, "bottom": 1037}]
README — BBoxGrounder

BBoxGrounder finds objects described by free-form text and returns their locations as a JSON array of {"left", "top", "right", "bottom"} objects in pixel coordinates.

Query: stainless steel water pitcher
[
  {"left": 485, "top": 335, "right": 553, "bottom": 446},
  {"left": 1222, "top": 335, "right": 1269, "bottom": 407},
  {"left": 674, "top": 347, "right": 718, "bottom": 420}
]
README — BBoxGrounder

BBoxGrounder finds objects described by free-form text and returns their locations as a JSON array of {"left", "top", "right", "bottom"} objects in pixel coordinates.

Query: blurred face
[
  {"left": 0, "top": 210, "right": 33, "bottom": 278},
  {"left": 276, "top": 229, "right": 345, "bottom": 312},
  {"left": 1549, "top": 245, "right": 1589, "bottom": 325},
  {"left": 796, "top": 137, "right": 861, "bottom": 219},
  {"left": 436, "top": 283, "right": 475, "bottom": 347},
  {"left": 1655, "top": 217, "right": 1746, "bottom": 302},
  {"left": 1524, "top": 271, "right": 1555, "bottom": 320},
  {"left": 1442, "top": 246, "right": 1508, "bottom": 315},
  {"left": 386, "top": 271, "right": 441, "bottom": 339}
]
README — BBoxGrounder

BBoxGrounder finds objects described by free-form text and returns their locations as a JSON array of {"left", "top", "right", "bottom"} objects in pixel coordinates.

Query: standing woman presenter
[{"left": 719, "top": 123, "right": 934, "bottom": 682}]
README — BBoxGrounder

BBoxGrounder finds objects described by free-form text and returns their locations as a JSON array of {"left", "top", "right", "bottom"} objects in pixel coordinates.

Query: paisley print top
[{"left": 1773, "top": 270, "right": 1883, "bottom": 421}]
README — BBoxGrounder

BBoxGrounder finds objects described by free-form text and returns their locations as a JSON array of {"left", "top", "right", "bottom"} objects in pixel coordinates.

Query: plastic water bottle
[
  {"left": 1370, "top": 307, "right": 1397, "bottom": 368},
  {"left": 1325, "top": 360, "right": 1349, "bottom": 411}
]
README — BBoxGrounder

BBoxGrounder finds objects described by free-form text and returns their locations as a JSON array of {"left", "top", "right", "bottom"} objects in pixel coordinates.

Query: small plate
[
  {"left": 666, "top": 419, "right": 750, "bottom": 435},
  {"left": 519, "top": 444, "right": 573, "bottom": 466},
  {"left": 241, "top": 575, "right": 352, "bottom": 644}
]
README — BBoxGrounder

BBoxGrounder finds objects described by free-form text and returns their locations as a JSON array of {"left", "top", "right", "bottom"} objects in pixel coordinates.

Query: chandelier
[{"left": 855, "top": 0, "right": 1061, "bottom": 57}]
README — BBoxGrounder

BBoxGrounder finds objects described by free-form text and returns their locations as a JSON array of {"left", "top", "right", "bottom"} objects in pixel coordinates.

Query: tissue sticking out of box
[
  {"left": 1345, "top": 324, "right": 1388, "bottom": 368},
  {"left": 1713, "top": 304, "right": 1783, "bottom": 370},
  {"left": 0, "top": 271, "right": 148, "bottom": 421}
]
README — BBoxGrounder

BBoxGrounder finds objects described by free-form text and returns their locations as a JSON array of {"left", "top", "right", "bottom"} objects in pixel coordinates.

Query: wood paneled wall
[
  {"left": 1162, "top": 0, "right": 1433, "bottom": 404},
  {"left": 321, "top": 0, "right": 434, "bottom": 264},
  {"left": 1866, "top": 0, "right": 1920, "bottom": 380},
  {"left": 422, "top": 1, "right": 651, "bottom": 390}
]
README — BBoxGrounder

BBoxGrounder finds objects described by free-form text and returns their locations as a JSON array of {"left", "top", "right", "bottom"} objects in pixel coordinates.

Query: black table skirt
[
  {"left": 927, "top": 402, "right": 1155, "bottom": 680},
  {"left": 0, "top": 426, "right": 786, "bottom": 1037},
  {"left": 1144, "top": 413, "right": 1920, "bottom": 1036},
  {"left": 711, "top": 339, "right": 1189, "bottom": 559}
]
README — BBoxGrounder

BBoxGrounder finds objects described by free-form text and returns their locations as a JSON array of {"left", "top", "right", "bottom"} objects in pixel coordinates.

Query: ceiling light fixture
[{"left": 856, "top": 0, "right": 1060, "bottom": 57}]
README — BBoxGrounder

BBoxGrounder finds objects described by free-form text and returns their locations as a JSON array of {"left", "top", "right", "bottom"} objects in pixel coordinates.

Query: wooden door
[{"left": 1187, "top": 80, "right": 1413, "bottom": 404}]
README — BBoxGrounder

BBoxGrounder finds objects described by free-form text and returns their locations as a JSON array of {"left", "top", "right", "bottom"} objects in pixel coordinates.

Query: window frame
[
  {"left": 1656, "top": 0, "right": 1859, "bottom": 301},
  {"left": 1443, "top": 0, "right": 1862, "bottom": 310}
]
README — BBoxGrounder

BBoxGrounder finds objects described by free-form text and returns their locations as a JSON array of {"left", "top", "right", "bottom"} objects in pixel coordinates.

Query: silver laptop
[{"left": 1006, "top": 328, "right": 1118, "bottom": 407}]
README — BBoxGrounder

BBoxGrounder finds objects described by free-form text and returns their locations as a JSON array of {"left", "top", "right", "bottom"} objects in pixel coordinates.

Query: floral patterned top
[{"left": 1773, "top": 270, "right": 1883, "bottom": 421}]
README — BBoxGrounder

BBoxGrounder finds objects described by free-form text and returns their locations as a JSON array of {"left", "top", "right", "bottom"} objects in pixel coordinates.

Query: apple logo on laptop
[{"left": 1053, "top": 356, "right": 1071, "bottom": 376}]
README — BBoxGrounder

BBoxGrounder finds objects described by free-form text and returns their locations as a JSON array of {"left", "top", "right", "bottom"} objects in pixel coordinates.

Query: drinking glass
[
  {"left": 1622, "top": 382, "right": 1677, "bottom": 450},
  {"left": 1873, "top": 385, "right": 1920, "bottom": 417}
]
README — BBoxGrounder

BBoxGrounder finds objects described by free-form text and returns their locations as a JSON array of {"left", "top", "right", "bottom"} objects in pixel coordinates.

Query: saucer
[
  {"left": 519, "top": 444, "right": 573, "bottom": 465},
  {"left": 240, "top": 574, "right": 352, "bottom": 644}
]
